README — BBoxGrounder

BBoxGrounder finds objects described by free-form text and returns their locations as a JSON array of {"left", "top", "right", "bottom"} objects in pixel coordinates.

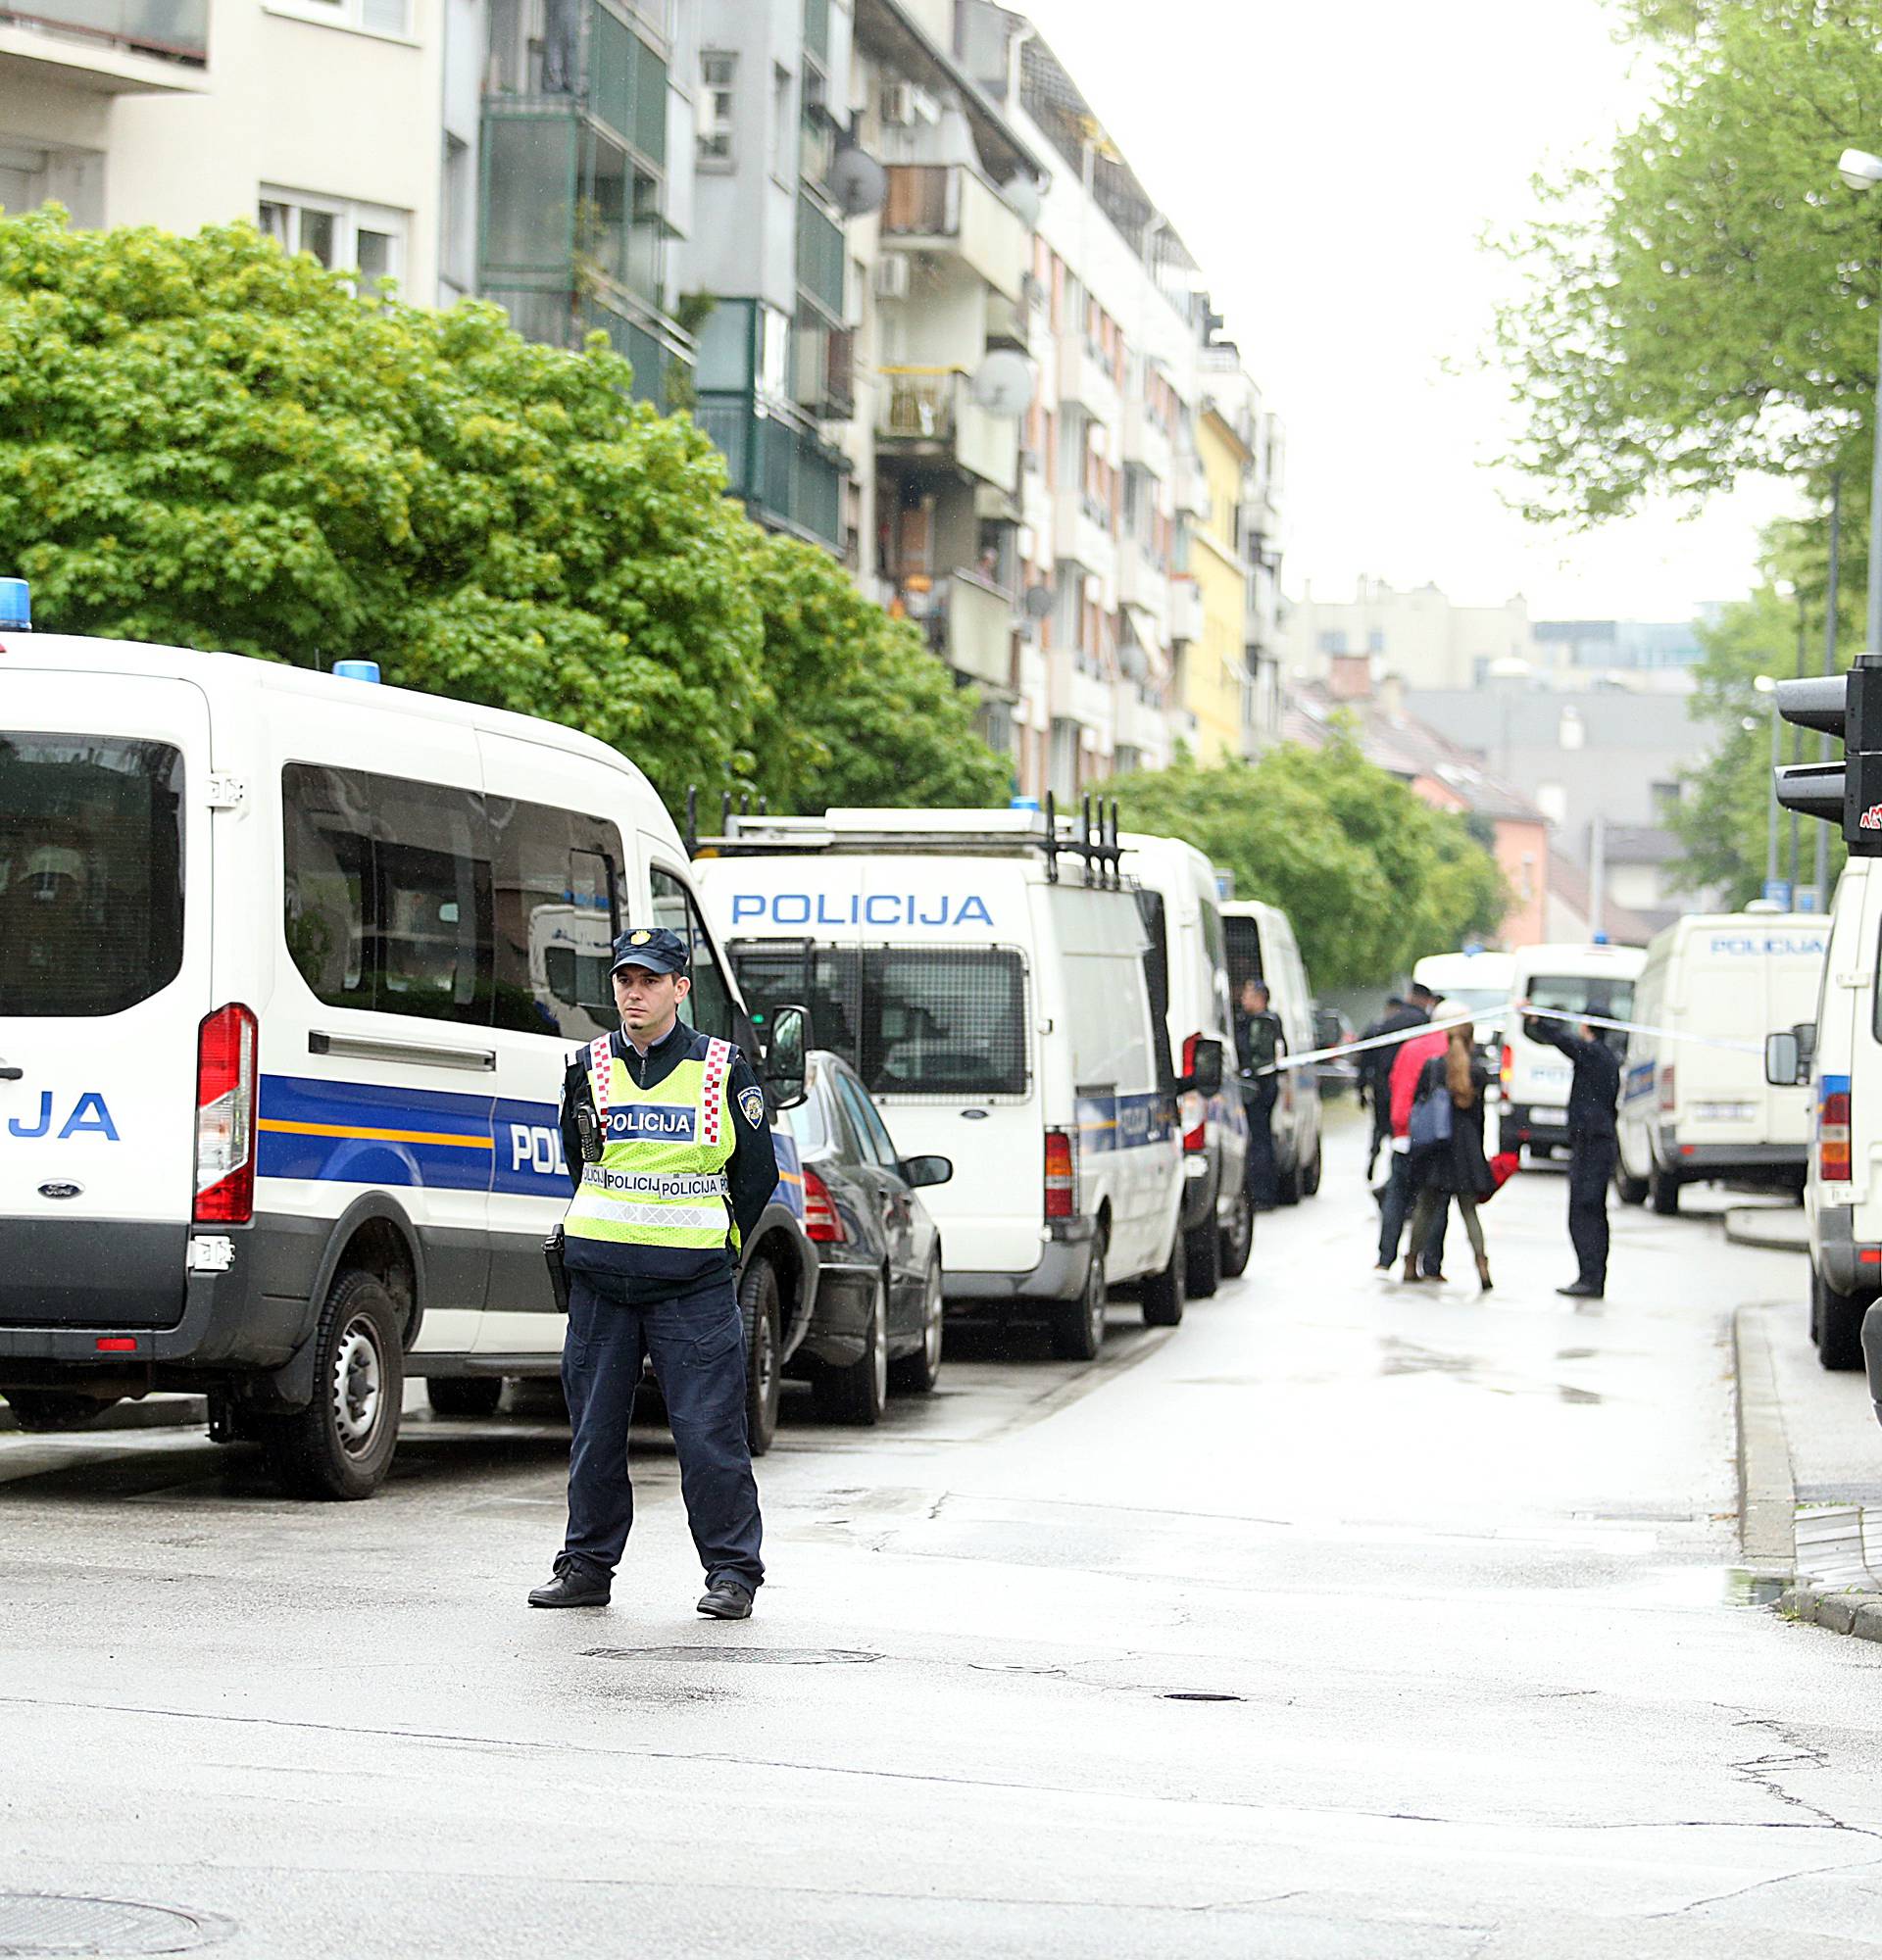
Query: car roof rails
[{"left": 685, "top": 789, "right": 1126, "bottom": 889}]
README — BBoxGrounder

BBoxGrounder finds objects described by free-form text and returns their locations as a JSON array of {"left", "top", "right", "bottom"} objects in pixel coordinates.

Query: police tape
[{"left": 1256, "top": 998, "right": 1762, "bottom": 1077}]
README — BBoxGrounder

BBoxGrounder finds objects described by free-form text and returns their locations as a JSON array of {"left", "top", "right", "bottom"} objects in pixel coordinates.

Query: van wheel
[
  {"left": 1052, "top": 1240, "right": 1108, "bottom": 1361},
  {"left": 1276, "top": 1152, "right": 1305, "bottom": 1207},
  {"left": 2, "top": 1389, "right": 117, "bottom": 1433},
  {"left": 739, "top": 1257, "right": 782, "bottom": 1455},
  {"left": 258, "top": 1269, "right": 403, "bottom": 1500},
  {"left": 1142, "top": 1235, "right": 1187, "bottom": 1328},
  {"left": 426, "top": 1377, "right": 504, "bottom": 1419},
  {"left": 1219, "top": 1188, "right": 1254, "bottom": 1278},
  {"left": 1303, "top": 1141, "right": 1323, "bottom": 1198},
  {"left": 816, "top": 1271, "right": 888, "bottom": 1425},
  {"left": 1812, "top": 1266, "right": 1867, "bottom": 1372},
  {"left": 890, "top": 1259, "right": 945, "bottom": 1395},
  {"left": 1184, "top": 1213, "right": 1221, "bottom": 1298},
  {"left": 1615, "top": 1164, "right": 1649, "bottom": 1206},
  {"left": 1648, "top": 1161, "right": 1682, "bottom": 1215}
]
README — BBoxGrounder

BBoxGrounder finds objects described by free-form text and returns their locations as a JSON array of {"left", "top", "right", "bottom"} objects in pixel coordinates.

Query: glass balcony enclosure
[{"left": 0, "top": 0, "right": 207, "bottom": 65}]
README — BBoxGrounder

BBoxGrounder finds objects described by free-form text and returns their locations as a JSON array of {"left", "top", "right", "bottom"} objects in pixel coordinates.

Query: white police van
[
  {"left": 1221, "top": 899, "right": 1322, "bottom": 1202},
  {"left": 693, "top": 805, "right": 1211, "bottom": 1359},
  {"left": 1119, "top": 832, "right": 1250, "bottom": 1295},
  {"left": 1502, "top": 940, "right": 1646, "bottom": 1157},
  {"left": 1617, "top": 910, "right": 1825, "bottom": 1214},
  {"left": 0, "top": 612, "right": 817, "bottom": 1494}
]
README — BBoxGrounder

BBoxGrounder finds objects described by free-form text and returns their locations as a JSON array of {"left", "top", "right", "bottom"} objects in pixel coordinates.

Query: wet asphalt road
[{"left": 6, "top": 1117, "right": 1882, "bottom": 1958}]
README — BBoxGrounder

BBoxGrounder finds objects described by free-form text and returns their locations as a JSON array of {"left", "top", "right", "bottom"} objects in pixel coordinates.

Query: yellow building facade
[{"left": 1184, "top": 405, "right": 1255, "bottom": 764}]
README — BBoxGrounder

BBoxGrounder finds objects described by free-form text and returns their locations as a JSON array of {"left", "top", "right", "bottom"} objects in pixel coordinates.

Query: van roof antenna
[
  {"left": 685, "top": 785, "right": 698, "bottom": 856},
  {"left": 1043, "top": 791, "right": 1060, "bottom": 884}
]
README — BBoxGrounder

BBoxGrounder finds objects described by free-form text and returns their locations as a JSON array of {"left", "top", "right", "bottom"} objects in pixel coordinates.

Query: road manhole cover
[
  {"left": 0, "top": 1894, "right": 228, "bottom": 1956},
  {"left": 583, "top": 1645, "right": 881, "bottom": 1666}
]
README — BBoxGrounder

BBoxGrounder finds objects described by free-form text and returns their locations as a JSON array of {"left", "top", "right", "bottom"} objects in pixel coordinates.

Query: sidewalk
[
  {"left": 1722, "top": 1203, "right": 1808, "bottom": 1252},
  {"left": 0, "top": 1394, "right": 205, "bottom": 1435}
]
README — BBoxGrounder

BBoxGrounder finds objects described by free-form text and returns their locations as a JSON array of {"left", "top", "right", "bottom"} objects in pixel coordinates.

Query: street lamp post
[
  {"left": 1754, "top": 673, "right": 1779, "bottom": 893},
  {"left": 1838, "top": 151, "right": 1882, "bottom": 662}
]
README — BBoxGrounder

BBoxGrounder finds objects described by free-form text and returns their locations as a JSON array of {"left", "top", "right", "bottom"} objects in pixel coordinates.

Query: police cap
[{"left": 609, "top": 926, "right": 689, "bottom": 977}]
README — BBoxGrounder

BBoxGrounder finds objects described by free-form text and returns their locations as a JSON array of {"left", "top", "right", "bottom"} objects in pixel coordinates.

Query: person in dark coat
[
  {"left": 1520, "top": 1004, "right": 1622, "bottom": 1299},
  {"left": 1403, "top": 1022, "right": 1496, "bottom": 1293},
  {"left": 1361, "top": 990, "right": 1432, "bottom": 1179},
  {"left": 1234, "top": 978, "right": 1283, "bottom": 1209}
]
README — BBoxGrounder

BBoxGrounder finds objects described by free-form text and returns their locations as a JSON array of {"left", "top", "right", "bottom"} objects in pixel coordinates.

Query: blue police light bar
[
  {"left": 1009, "top": 796, "right": 1041, "bottom": 811},
  {"left": 332, "top": 660, "right": 381, "bottom": 684},
  {"left": 0, "top": 578, "right": 32, "bottom": 630}
]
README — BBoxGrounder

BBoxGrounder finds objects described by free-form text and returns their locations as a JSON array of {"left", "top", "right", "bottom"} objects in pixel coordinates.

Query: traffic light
[{"left": 1776, "top": 652, "right": 1882, "bottom": 854}]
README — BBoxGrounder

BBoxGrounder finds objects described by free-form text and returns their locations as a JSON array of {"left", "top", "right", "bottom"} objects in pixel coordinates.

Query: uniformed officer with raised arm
[{"left": 529, "top": 926, "right": 777, "bottom": 1618}]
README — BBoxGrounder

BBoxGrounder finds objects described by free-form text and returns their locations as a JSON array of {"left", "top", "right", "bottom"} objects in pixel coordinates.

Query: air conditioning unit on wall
[
  {"left": 880, "top": 81, "right": 916, "bottom": 124},
  {"left": 872, "top": 255, "right": 911, "bottom": 300}
]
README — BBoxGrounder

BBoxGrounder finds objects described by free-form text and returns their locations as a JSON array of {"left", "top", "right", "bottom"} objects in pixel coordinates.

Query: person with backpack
[{"left": 1403, "top": 1022, "right": 1495, "bottom": 1293}]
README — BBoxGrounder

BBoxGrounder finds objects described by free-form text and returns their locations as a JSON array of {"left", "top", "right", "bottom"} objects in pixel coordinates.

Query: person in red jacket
[{"left": 1376, "top": 1004, "right": 1451, "bottom": 1276}]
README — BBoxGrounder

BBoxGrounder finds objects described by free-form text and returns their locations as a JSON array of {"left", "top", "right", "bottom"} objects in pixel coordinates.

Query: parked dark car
[{"left": 784, "top": 1051, "right": 952, "bottom": 1424}]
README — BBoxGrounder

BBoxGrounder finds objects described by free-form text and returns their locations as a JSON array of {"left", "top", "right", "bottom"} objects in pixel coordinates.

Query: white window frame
[
  {"left": 698, "top": 50, "right": 736, "bottom": 169},
  {"left": 259, "top": 189, "right": 409, "bottom": 297},
  {"left": 264, "top": 0, "right": 415, "bottom": 43}
]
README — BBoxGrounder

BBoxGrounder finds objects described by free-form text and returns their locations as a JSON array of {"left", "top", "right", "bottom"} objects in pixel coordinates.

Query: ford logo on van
[{"left": 37, "top": 1180, "right": 83, "bottom": 1200}]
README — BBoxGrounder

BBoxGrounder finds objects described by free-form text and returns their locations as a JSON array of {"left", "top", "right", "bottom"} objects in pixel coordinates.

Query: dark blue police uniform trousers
[{"left": 560, "top": 1269, "right": 765, "bottom": 1592}]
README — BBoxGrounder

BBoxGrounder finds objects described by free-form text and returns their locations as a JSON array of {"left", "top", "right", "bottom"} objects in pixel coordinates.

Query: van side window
[
  {"left": 282, "top": 763, "right": 491, "bottom": 1026},
  {"left": 650, "top": 865, "right": 736, "bottom": 1040},
  {"left": 486, "top": 798, "right": 624, "bottom": 1041}
]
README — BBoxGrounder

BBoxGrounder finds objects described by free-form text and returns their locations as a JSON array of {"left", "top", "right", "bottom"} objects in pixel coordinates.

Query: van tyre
[
  {"left": 1142, "top": 1235, "right": 1187, "bottom": 1328},
  {"left": 816, "top": 1271, "right": 888, "bottom": 1425},
  {"left": 1184, "top": 1214, "right": 1221, "bottom": 1298},
  {"left": 1219, "top": 1188, "right": 1254, "bottom": 1279},
  {"left": 1615, "top": 1163, "right": 1649, "bottom": 1206},
  {"left": 1648, "top": 1161, "right": 1682, "bottom": 1215},
  {"left": 1303, "top": 1140, "right": 1323, "bottom": 1198},
  {"left": 2, "top": 1389, "right": 116, "bottom": 1433},
  {"left": 890, "top": 1258, "right": 945, "bottom": 1395},
  {"left": 1811, "top": 1265, "right": 1867, "bottom": 1373},
  {"left": 739, "top": 1256, "right": 783, "bottom": 1455},
  {"left": 1276, "top": 1151, "right": 1305, "bottom": 1207},
  {"left": 425, "top": 1376, "right": 504, "bottom": 1419},
  {"left": 1052, "top": 1240, "right": 1108, "bottom": 1361},
  {"left": 259, "top": 1269, "right": 402, "bottom": 1500}
]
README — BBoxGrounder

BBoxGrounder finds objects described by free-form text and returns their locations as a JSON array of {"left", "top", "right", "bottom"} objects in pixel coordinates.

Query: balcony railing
[
  {"left": 932, "top": 570, "right": 1015, "bottom": 692},
  {"left": 0, "top": 0, "right": 207, "bottom": 65},
  {"left": 879, "top": 368, "right": 1016, "bottom": 488},
  {"left": 696, "top": 389, "right": 846, "bottom": 553},
  {"left": 881, "top": 164, "right": 1026, "bottom": 301},
  {"left": 797, "top": 190, "right": 845, "bottom": 320}
]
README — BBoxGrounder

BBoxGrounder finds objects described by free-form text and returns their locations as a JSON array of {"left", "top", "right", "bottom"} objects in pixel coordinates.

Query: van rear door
[{"left": 0, "top": 672, "right": 212, "bottom": 1327}]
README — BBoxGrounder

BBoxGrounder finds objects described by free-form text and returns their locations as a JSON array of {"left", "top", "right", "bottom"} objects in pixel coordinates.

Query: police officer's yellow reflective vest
[{"left": 563, "top": 1032, "right": 741, "bottom": 1266}]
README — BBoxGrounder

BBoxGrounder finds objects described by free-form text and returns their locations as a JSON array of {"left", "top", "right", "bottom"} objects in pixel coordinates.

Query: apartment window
[
  {"left": 770, "top": 62, "right": 792, "bottom": 184},
  {"left": 1366, "top": 629, "right": 1385, "bottom": 655},
  {"left": 1316, "top": 629, "right": 1348, "bottom": 656},
  {"left": 1651, "top": 780, "right": 1681, "bottom": 819},
  {"left": 260, "top": 191, "right": 406, "bottom": 295},
  {"left": 267, "top": 0, "right": 410, "bottom": 37},
  {"left": 699, "top": 51, "right": 736, "bottom": 164},
  {"left": 0, "top": 144, "right": 103, "bottom": 230}
]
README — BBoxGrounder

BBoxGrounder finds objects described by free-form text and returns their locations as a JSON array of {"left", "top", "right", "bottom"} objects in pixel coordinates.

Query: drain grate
[
  {"left": 1162, "top": 1691, "right": 1244, "bottom": 1703},
  {"left": 583, "top": 1645, "right": 881, "bottom": 1666},
  {"left": 0, "top": 1894, "right": 225, "bottom": 1957}
]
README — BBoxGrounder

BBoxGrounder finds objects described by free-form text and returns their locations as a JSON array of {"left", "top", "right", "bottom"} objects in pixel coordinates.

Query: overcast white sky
[{"left": 1016, "top": 0, "right": 1796, "bottom": 622}]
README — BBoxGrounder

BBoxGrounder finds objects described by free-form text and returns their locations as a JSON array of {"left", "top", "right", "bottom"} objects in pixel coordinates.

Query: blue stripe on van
[{"left": 1075, "top": 1091, "right": 1177, "bottom": 1152}]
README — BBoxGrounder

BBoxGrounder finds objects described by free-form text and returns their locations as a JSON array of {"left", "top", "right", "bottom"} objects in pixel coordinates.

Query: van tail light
[
  {"left": 194, "top": 1004, "right": 258, "bottom": 1224},
  {"left": 1500, "top": 1043, "right": 1511, "bottom": 1088},
  {"left": 1659, "top": 1064, "right": 1676, "bottom": 1116},
  {"left": 1181, "top": 1033, "right": 1206, "bottom": 1152},
  {"left": 1822, "top": 1086, "right": 1853, "bottom": 1184},
  {"left": 1045, "top": 1127, "right": 1077, "bottom": 1220},
  {"left": 802, "top": 1165, "right": 846, "bottom": 1244}
]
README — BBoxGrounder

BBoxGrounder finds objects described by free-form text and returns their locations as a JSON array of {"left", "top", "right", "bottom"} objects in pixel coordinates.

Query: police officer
[
  {"left": 1234, "top": 978, "right": 1283, "bottom": 1208},
  {"left": 528, "top": 926, "right": 777, "bottom": 1617},
  {"left": 1519, "top": 1002, "right": 1621, "bottom": 1300}
]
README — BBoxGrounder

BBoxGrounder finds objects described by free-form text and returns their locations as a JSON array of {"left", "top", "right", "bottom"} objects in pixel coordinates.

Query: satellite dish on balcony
[
  {"left": 970, "top": 350, "right": 1035, "bottom": 418},
  {"left": 829, "top": 147, "right": 887, "bottom": 218},
  {"left": 1002, "top": 175, "right": 1043, "bottom": 228},
  {"left": 1023, "top": 581, "right": 1055, "bottom": 619}
]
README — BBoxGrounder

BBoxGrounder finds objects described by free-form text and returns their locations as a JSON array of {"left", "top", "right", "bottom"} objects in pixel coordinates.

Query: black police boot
[
  {"left": 697, "top": 1576, "right": 755, "bottom": 1620},
  {"left": 1556, "top": 1280, "right": 1605, "bottom": 1299},
  {"left": 528, "top": 1556, "right": 612, "bottom": 1608}
]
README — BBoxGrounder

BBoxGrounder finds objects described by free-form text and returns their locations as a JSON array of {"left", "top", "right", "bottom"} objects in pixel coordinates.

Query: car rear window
[
  {"left": 0, "top": 734, "right": 184, "bottom": 1016},
  {"left": 729, "top": 942, "right": 1028, "bottom": 1099}
]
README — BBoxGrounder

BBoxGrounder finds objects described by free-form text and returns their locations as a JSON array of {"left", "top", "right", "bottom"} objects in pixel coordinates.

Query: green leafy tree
[
  {"left": 1492, "top": 0, "right": 1882, "bottom": 543},
  {"left": 1097, "top": 737, "right": 1508, "bottom": 990},
  {"left": 739, "top": 535, "right": 1010, "bottom": 814}
]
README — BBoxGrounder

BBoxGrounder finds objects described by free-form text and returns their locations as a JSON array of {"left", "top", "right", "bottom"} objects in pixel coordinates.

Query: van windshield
[
  {"left": 1527, "top": 973, "right": 1634, "bottom": 1044},
  {"left": 0, "top": 734, "right": 184, "bottom": 1016},
  {"left": 728, "top": 943, "right": 1027, "bottom": 1098}
]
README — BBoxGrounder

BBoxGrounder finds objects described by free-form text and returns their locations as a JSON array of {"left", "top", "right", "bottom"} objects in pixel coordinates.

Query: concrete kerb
[
  {"left": 0, "top": 1393, "right": 207, "bottom": 1436},
  {"left": 1722, "top": 1205, "right": 1809, "bottom": 1253},
  {"left": 1734, "top": 1304, "right": 1797, "bottom": 1578}
]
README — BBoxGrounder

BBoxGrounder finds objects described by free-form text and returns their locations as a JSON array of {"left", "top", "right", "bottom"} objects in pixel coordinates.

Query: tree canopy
[
  {"left": 0, "top": 210, "right": 1006, "bottom": 815},
  {"left": 1098, "top": 739, "right": 1509, "bottom": 990}
]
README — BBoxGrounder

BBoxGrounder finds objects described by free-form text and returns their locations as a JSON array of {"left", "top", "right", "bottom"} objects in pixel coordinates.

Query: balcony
[
  {"left": 696, "top": 389, "right": 846, "bottom": 553},
  {"left": 1114, "top": 687, "right": 1168, "bottom": 758},
  {"left": 1173, "top": 452, "right": 1212, "bottom": 520},
  {"left": 916, "top": 570, "right": 1015, "bottom": 692},
  {"left": 881, "top": 164, "right": 1027, "bottom": 302},
  {"left": 0, "top": 0, "right": 208, "bottom": 89},
  {"left": 1121, "top": 394, "right": 1173, "bottom": 481},
  {"left": 879, "top": 368, "right": 1018, "bottom": 490},
  {"left": 1053, "top": 484, "right": 1116, "bottom": 585},
  {"left": 1168, "top": 575, "right": 1204, "bottom": 644},
  {"left": 797, "top": 189, "right": 845, "bottom": 321},
  {"left": 985, "top": 285, "right": 1030, "bottom": 351},
  {"left": 1117, "top": 539, "right": 1167, "bottom": 620},
  {"left": 1056, "top": 331, "right": 1121, "bottom": 426}
]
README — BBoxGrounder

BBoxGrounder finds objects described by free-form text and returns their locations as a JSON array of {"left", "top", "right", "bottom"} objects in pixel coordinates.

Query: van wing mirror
[
  {"left": 762, "top": 1003, "right": 811, "bottom": 1109},
  {"left": 1764, "top": 1029, "right": 1804, "bottom": 1089},
  {"left": 901, "top": 1153, "right": 954, "bottom": 1190},
  {"left": 1179, "top": 1035, "right": 1225, "bottom": 1099}
]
